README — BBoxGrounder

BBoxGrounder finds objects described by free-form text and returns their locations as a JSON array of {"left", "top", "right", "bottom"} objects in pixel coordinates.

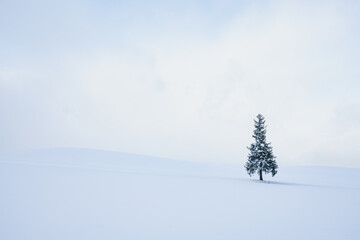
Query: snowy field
[{"left": 1, "top": 149, "right": 359, "bottom": 240}]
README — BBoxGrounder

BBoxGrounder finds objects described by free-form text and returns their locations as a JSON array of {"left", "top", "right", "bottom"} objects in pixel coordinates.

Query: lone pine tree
[{"left": 245, "top": 114, "right": 278, "bottom": 181}]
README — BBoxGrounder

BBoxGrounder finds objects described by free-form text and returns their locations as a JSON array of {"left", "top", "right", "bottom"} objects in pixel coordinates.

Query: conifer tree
[{"left": 245, "top": 114, "right": 278, "bottom": 181}]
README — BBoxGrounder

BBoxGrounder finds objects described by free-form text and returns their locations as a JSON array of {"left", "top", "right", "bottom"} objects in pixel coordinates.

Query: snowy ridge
[
  {"left": 0, "top": 148, "right": 243, "bottom": 179},
  {"left": 1, "top": 148, "right": 359, "bottom": 240}
]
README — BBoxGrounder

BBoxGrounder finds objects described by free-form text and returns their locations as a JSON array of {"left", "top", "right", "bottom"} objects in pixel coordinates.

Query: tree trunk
[{"left": 259, "top": 170, "right": 263, "bottom": 181}]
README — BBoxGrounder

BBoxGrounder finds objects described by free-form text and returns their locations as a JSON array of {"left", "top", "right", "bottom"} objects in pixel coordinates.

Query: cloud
[{"left": 0, "top": 0, "right": 359, "bottom": 167}]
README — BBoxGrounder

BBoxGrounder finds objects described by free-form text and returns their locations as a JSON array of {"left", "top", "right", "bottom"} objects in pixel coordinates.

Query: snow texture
[{"left": 0, "top": 148, "right": 359, "bottom": 240}]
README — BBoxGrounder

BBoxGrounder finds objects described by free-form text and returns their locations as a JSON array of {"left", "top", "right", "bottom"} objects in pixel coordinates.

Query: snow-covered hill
[{"left": 1, "top": 149, "right": 359, "bottom": 240}]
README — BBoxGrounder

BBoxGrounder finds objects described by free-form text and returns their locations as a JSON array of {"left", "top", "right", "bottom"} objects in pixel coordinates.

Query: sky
[{"left": 1, "top": 0, "right": 360, "bottom": 167}]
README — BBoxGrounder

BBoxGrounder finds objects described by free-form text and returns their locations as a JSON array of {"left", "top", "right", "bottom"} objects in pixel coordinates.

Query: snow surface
[{"left": 1, "top": 148, "right": 359, "bottom": 240}]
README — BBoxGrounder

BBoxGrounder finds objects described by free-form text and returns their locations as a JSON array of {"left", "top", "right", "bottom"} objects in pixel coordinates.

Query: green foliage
[{"left": 245, "top": 114, "right": 278, "bottom": 180}]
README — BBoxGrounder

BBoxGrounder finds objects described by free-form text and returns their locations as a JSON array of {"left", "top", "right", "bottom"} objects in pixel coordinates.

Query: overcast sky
[{"left": 1, "top": 0, "right": 359, "bottom": 167}]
